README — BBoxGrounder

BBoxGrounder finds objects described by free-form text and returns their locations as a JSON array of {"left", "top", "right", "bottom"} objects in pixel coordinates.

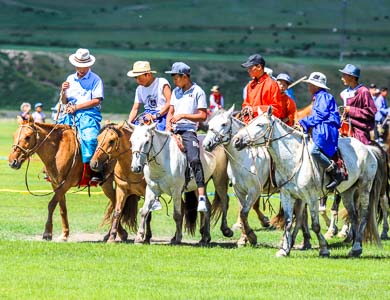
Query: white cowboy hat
[
  {"left": 127, "top": 61, "right": 157, "bottom": 77},
  {"left": 20, "top": 102, "right": 31, "bottom": 111},
  {"left": 210, "top": 85, "right": 220, "bottom": 92},
  {"left": 68, "top": 48, "right": 95, "bottom": 67},
  {"left": 303, "top": 72, "right": 330, "bottom": 90}
]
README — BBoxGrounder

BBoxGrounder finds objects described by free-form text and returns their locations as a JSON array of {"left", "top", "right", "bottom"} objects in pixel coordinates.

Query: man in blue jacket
[{"left": 299, "top": 72, "right": 344, "bottom": 190}]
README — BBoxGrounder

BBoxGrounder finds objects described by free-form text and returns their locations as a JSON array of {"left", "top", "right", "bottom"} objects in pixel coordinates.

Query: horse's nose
[
  {"left": 233, "top": 137, "right": 242, "bottom": 150},
  {"left": 90, "top": 160, "right": 99, "bottom": 172},
  {"left": 131, "top": 165, "right": 142, "bottom": 174},
  {"left": 9, "top": 159, "right": 19, "bottom": 169}
]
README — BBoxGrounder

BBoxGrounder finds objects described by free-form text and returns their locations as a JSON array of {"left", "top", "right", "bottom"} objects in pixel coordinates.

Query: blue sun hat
[
  {"left": 34, "top": 102, "right": 43, "bottom": 109},
  {"left": 339, "top": 64, "right": 360, "bottom": 78},
  {"left": 165, "top": 62, "right": 191, "bottom": 75}
]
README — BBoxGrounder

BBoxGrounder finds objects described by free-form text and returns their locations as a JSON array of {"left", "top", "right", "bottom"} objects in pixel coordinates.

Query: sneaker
[
  {"left": 150, "top": 199, "right": 162, "bottom": 211},
  {"left": 197, "top": 197, "right": 207, "bottom": 212}
]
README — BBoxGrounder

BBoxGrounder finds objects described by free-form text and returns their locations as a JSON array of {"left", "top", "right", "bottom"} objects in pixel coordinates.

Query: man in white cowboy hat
[
  {"left": 127, "top": 61, "right": 171, "bottom": 131},
  {"left": 209, "top": 85, "right": 224, "bottom": 113},
  {"left": 59, "top": 48, "right": 104, "bottom": 185},
  {"left": 19, "top": 102, "right": 31, "bottom": 121},
  {"left": 299, "top": 72, "right": 345, "bottom": 190}
]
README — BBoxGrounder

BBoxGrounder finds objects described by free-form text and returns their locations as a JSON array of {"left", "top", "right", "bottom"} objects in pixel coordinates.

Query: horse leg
[
  {"left": 232, "top": 210, "right": 242, "bottom": 231},
  {"left": 135, "top": 187, "right": 154, "bottom": 244},
  {"left": 292, "top": 201, "right": 311, "bottom": 250},
  {"left": 213, "top": 174, "right": 234, "bottom": 238},
  {"left": 253, "top": 198, "right": 270, "bottom": 228},
  {"left": 380, "top": 194, "right": 389, "bottom": 240},
  {"left": 58, "top": 195, "right": 70, "bottom": 241},
  {"left": 43, "top": 195, "right": 59, "bottom": 240},
  {"left": 239, "top": 202, "right": 257, "bottom": 246},
  {"left": 199, "top": 198, "right": 211, "bottom": 245},
  {"left": 319, "top": 196, "right": 331, "bottom": 227},
  {"left": 107, "top": 188, "right": 128, "bottom": 243},
  {"left": 171, "top": 193, "right": 183, "bottom": 244},
  {"left": 308, "top": 200, "right": 330, "bottom": 257},
  {"left": 276, "top": 196, "right": 294, "bottom": 257}
]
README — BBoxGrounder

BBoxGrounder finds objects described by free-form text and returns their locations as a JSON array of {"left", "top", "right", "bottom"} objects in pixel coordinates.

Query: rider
[
  {"left": 276, "top": 73, "right": 297, "bottom": 126},
  {"left": 127, "top": 61, "right": 171, "bottom": 130},
  {"left": 165, "top": 62, "right": 208, "bottom": 212},
  {"left": 299, "top": 72, "right": 345, "bottom": 190},
  {"left": 241, "top": 53, "right": 285, "bottom": 124},
  {"left": 59, "top": 48, "right": 104, "bottom": 185},
  {"left": 339, "top": 64, "right": 377, "bottom": 145}
]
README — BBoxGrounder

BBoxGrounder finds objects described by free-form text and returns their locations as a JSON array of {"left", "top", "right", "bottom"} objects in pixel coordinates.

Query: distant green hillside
[{"left": 1, "top": 1, "right": 390, "bottom": 113}]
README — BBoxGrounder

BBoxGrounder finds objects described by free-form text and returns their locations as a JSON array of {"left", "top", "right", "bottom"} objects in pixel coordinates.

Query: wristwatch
[{"left": 155, "top": 113, "right": 161, "bottom": 119}]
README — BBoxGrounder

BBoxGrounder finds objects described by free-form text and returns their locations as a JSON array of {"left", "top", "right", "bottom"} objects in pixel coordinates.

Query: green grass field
[{"left": 1, "top": 119, "right": 390, "bottom": 299}]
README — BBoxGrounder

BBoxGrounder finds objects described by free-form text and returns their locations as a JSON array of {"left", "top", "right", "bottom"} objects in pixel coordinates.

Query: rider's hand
[
  {"left": 61, "top": 81, "right": 70, "bottom": 92},
  {"left": 65, "top": 103, "right": 76, "bottom": 114},
  {"left": 170, "top": 114, "right": 183, "bottom": 124},
  {"left": 144, "top": 113, "right": 154, "bottom": 122}
]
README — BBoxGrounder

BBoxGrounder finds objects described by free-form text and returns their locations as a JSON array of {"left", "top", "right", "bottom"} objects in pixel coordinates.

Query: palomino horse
[
  {"left": 8, "top": 116, "right": 119, "bottom": 241},
  {"left": 203, "top": 106, "right": 311, "bottom": 248},
  {"left": 129, "top": 123, "right": 233, "bottom": 244},
  {"left": 90, "top": 122, "right": 147, "bottom": 243},
  {"left": 233, "top": 107, "right": 380, "bottom": 257}
]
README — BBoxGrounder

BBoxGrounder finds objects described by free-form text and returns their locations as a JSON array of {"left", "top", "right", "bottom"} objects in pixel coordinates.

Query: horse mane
[
  {"left": 99, "top": 123, "right": 123, "bottom": 137},
  {"left": 270, "top": 115, "right": 306, "bottom": 138}
]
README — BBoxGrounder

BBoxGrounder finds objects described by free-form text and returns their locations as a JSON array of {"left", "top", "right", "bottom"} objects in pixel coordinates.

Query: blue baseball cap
[
  {"left": 339, "top": 64, "right": 360, "bottom": 78},
  {"left": 276, "top": 73, "right": 293, "bottom": 84},
  {"left": 165, "top": 62, "right": 191, "bottom": 75},
  {"left": 34, "top": 102, "right": 43, "bottom": 108},
  {"left": 241, "top": 54, "right": 266, "bottom": 68}
]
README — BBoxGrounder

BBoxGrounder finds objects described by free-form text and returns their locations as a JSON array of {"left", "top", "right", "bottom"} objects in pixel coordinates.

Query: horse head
[
  {"left": 233, "top": 106, "right": 273, "bottom": 151},
  {"left": 129, "top": 122, "right": 157, "bottom": 173},
  {"left": 203, "top": 106, "right": 235, "bottom": 152},
  {"left": 8, "top": 116, "right": 39, "bottom": 169},
  {"left": 90, "top": 122, "right": 126, "bottom": 172}
]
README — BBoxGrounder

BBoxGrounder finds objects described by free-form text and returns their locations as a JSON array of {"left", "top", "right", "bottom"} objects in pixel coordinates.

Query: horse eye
[
  {"left": 221, "top": 123, "right": 226, "bottom": 127},
  {"left": 109, "top": 140, "right": 115, "bottom": 146},
  {"left": 25, "top": 136, "right": 31, "bottom": 141}
]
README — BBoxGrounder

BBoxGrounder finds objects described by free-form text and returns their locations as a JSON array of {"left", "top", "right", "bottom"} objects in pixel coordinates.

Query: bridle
[
  {"left": 132, "top": 130, "right": 170, "bottom": 166},
  {"left": 95, "top": 127, "right": 122, "bottom": 162},
  {"left": 209, "top": 120, "right": 233, "bottom": 146}
]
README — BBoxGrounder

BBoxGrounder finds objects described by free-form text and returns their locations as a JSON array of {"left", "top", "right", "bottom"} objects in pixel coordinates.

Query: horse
[
  {"left": 90, "top": 122, "right": 147, "bottom": 243},
  {"left": 129, "top": 122, "right": 233, "bottom": 244},
  {"left": 203, "top": 106, "right": 312, "bottom": 248},
  {"left": 233, "top": 107, "right": 381, "bottom": 257},
  {"left": 8, "top": 116, "right": 119, "bottom": 241}
]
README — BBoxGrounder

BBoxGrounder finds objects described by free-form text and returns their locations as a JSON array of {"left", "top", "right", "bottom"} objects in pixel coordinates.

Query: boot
[
  {"left": 90, "top": 167, "right": 104, "bottom": 186},
  {"left": 325, "top": 161, "right": 345, "bottom": 190}
]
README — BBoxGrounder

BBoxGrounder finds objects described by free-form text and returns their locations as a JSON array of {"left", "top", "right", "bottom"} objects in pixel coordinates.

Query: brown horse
[
  {"left": 90, "top": 122, "right": 147, "bottom": 243},
  {"left": 8, "top": 116, "right": 120, "bottom": 241}
]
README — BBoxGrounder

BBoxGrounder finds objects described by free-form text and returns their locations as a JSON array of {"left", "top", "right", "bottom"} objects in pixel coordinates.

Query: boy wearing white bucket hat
[
  {"left": 59, "top": 48, "right": 104, "bottom": 185},
  {"left": 127, "top": 61, "right": 171, "bottom": 131},
  {"left": 299, "top": 72, "right": 345, "bottom": 190}
]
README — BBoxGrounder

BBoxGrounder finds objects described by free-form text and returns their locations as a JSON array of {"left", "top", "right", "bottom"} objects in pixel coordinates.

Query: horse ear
[
  {"left": 267, "top": 106, "right": 273, "bottom": 117},
  {"left": 104, "top": 119, "right": 111, "bottom": 125},
  {"left": 117, "top": 121, "right": 125, "bottom": 129},
  {"left": 17, "top": 116, "right": 24, "bottom": 125},
  {"left": 149, "top": 122, "right": 158, "bottom": 130},
  {"left": 227, "top": 105, "right": 235, "bottom": 116},
  {"left": 127, "top": 122, "right": 135, "bottom": 132},
  {"left": 28, "top": 115, "right": 34, "bottom": 125}
]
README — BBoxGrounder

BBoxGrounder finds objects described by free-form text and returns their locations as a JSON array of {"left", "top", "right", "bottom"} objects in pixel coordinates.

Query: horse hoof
[
  {"left": 275, "top": 249, "right": 288, "bottom": 257},
  {"left": 199, "top": 238, "right": 211, "bottom": 246},
  {"left": 348, "top": 249, "right": 362, "bottom": 257},
  {"left": 222, "top": 228, "right": 234, "bottom": 238},
  {"left": 261, "top": 216, "right": 270, "bottom": 228},
  {"left": 231, "top": 223, "right": 242, "bottom": 231},
  {"left": 170, "top": 238, "right": 181, "bottom": 245},
  {"left": 42, "top": 234, "right": 52, "bottom": 241},
  {"left": 324, "top": 231, "right": 335, "bottom": 240},
  {"left": 237, "top": 236, "right": 248, "bottom": 247},
  {"left": 134, "top": 235, "right": 145, "bottom": 244},
  {"left": 299, "top": 242, "right": 312, "bottom": 251},
  {"left": 103, "top": 234, "right": 110, "bottom": 242},
  {"left": 59, "top": 234, "right": 68, "bottom": 242},
  {"left": 118, "top": 232, "right": 128, "bottom": 242},
  {"left": 380, "top": 233, "right": 389, "bottom": 240},
  {"left": 319, "top": 250, "right": 330, "bottom": 257}
]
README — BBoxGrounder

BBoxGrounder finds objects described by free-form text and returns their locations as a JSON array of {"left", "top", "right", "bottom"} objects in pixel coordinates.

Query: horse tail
[
  {"left": 270, "top": 203, "right": 285, "bottom": 230},
  {"left": 363, "top": 145, "right": 383, "bottom": 244},
  {"left": 120, "top": 194, "right": 139, "bottom": 232},
  {"left": 210, "top": 190, "right": 224, "bottom": 226},
  {"left": 184, "top": 191, "right": 197, "bottom": 235},
  {"left": 101, "top": 200, "right": 115, "bottom": 227}
]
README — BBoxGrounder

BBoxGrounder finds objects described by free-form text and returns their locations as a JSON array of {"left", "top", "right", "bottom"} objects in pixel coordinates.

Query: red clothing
[
  {"left": 242, "top": 73, "right": 284, "bottom": 123},
  {"left": 283, "top": 94, "right": 297, "bottom": 126}
]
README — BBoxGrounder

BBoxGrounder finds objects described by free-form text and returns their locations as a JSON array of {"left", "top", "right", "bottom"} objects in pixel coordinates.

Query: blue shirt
[
  {"left": 374, "top": 95, "right": 389, "bottom": 122},
  {"left": 299, "top": 89, "right": 341, "bottom": 157}
]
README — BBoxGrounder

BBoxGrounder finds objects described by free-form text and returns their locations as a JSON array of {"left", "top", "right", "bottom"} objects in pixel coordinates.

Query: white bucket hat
[
  {"left": 127, "top": 61, "right": 157, "bottom": 77},
  {"left": 210, "top": 85, "right": 220, "bottom": 92},
  {"left": 68, "top": 48, "right": 95, "bottom": 67},
  {"left": 303, "top": 72, "right": 330, "bottom": 90}
]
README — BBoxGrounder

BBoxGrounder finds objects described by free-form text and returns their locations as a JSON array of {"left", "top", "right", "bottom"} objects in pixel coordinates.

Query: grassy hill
[{"left": 1, "top": 0, "right": 390, "bottom": 113}]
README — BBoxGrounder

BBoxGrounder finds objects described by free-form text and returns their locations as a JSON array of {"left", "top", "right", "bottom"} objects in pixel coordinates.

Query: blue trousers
[{"left": 311, "top": 143, "right": 332, "bottom": 169}]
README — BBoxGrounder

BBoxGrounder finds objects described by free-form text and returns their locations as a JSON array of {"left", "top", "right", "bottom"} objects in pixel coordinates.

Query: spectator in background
[
  {"left": 369, "top": 83, "right": 380, "bottom": 101},
  {"left": 241, "top": 53, "right": 284, "bottom": 124},
  {"left": 32, "top": 102, "right": 46, "bottom": 123},
  {"left": 374, "top": 87, "right": 389, "bottom": 143},
  {"left": 209, "top": 85, "right": 224, "bottom": 113},
  {"left": 276, "top": 73, "right": 297, "bottom": 126},
  {"left": 19, "top": 102, "right": 31, "bottom": 121}
]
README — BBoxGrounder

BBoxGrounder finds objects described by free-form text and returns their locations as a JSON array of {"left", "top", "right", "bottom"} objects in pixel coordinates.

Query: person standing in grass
[
  {"left": 127, "top": 61, "right": 171, "bottom": 131},
  {"left": 165, "top": 62, "right": 208, "bottom": 212},
  {"left": 59, "top": 48, "right": 104, "bottom": 185}
]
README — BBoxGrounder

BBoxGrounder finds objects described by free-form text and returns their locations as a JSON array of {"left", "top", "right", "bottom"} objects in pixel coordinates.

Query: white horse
[
  {"left": 233, "top": 107, "right": 380, "bottom": 257},
  {"left": 129, "top": 123, "right": 233, "bottom": 244},
  {"left": 203, "top": 106, "right": 312, "bottom": 248}
]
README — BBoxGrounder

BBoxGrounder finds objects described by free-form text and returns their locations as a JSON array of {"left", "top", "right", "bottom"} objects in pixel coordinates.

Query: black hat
[
  {"left": 369, "top": 83, "right": 376, "bottom": 88},
  {"left": 241, "top": 54, "right": 266, "bottom": 68}
]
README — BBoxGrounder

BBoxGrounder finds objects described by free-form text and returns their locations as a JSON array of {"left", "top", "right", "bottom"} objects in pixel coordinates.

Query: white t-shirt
[
  {"left": 134, "top": 77, "right": 170, "bottom": 111},
  {"left": 171, "top": 83, "right": 207, "bottom": 132},
  {"left": 32, "top": 111, "right": 46, "bottom": 123}
]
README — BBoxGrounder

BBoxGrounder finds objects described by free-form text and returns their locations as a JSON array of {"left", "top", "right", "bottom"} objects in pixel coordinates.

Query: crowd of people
[{"left": 19, "top": 48, "right": 389, "bottom": 193}]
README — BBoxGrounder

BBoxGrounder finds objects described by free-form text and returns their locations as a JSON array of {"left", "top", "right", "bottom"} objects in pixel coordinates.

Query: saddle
[
  {"left": 339, "top": 115, "right": 354, "bottom": 137},
  {"left": 331, "top": 150, "right": 348, "bottom": 180}
]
